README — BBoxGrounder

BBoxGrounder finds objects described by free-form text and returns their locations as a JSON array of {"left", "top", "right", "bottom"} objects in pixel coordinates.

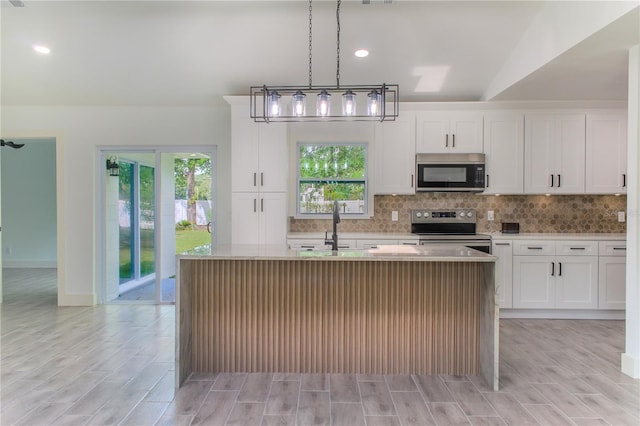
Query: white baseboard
[
  {"left": 621, "top": 353, "right": 640, "bottom": 378},
  {"left": 2, "top": 260, "right": 57, "bottom": 268},
  {"left": 500, "top": 309, "right": 625, "bottom": 320}
]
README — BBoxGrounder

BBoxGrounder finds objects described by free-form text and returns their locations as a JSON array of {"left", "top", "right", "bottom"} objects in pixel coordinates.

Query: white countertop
[
  {"left": 178, "top": 244, "right": 496, "bottom": 262},
  {"left": 288, "top": 232, "right": 626, "bottom": 241},
  {"left": 489, "top": 233, "right": 626, "bottom": 240},
  {"left": 287, "top": 232, "right": 418, "bottom": 240}
]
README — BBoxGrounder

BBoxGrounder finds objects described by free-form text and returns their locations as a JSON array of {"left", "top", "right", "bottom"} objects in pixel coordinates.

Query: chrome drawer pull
[
  {"left": 527, "top": 247, "right": 543, "bottom": 250},
  {"left": 569, "top": 247, "right": 586, "bottom": 250},
  {"left": 613, "top": 247, "right": 626, "bottom": 251},
  {"left": 495, "top": 242, "right": 510, "bottom": 246}
]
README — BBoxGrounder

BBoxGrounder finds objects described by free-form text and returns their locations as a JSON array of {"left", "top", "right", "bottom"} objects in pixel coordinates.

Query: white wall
[
  {"left": 0, "top": 138, "right": 57, "bottom": 267},
  {"left": 0, "top": 105, "right": 231, "bottom": 305}
]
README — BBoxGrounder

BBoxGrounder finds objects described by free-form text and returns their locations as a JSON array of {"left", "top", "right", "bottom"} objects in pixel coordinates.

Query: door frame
[{"left": 97, "top": 145, "right": 217, "bottom": 304}]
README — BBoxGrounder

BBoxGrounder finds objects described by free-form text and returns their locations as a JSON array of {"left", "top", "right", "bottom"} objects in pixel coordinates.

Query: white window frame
[{"left": 295, "top": 142, "right": 371, "bottom": 219}]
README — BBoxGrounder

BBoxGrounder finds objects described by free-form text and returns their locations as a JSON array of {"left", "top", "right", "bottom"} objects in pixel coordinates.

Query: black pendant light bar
[
  {"left": 249, "top": 84, "right": 398, "bottom": 123},
  {"left": 249, "top": 0, "right": 399, "bottom": 123}
]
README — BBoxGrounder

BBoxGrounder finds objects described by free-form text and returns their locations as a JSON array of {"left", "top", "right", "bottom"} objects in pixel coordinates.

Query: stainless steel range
[{"left": 411, "top": 209, "right": 491, "bottom": 253}]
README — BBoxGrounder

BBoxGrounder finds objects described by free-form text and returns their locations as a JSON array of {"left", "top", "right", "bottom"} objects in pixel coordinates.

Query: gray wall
[{"left": 1, "top": 138, "right": 57, "bottom": 267}]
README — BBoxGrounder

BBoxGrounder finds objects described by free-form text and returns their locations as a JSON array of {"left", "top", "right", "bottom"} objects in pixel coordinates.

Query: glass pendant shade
[
  {"left": 316, "top": 90, "right": 331, "bottom": 117},
  {"left": 292, "top": 90, "right": 306, "bottom": 116},
  {"left": 268, "top": 91, "right": 282, "bottom": 117},
  {"left": 342, "top": 90, "right": 356, "bottom": 116},
  {"left": 367, "top": 90, "right": 382, "bottom": 116}
]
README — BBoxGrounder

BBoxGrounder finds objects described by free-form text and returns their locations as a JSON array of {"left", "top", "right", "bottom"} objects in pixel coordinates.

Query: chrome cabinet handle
[
  {"left": 486, "top": 174, "right": 489, "bottom": 188},
  {"left": 261, "top": 198, "right": 264, "bottom": 212},
  {"left": 300, "top": 245, "right": 315, "bottom": 249},
  {"left": 623, "top": 174, "right": 626, "bottom": 188},
  {"left": 550, "top": 175, "right": 554, "bottom": 187},
  {"left": 495, "top": 242, "right": 511, "bottom": 246},
  {"left": 557, "top": 174, "right": 561, "bottom": 187},
  {"left": 411, "top": 174, "right": 414, "bottom": 188},
  {"left": 551, "top": 262, "right": 555, "bottom": 276},
  {"left": 569, "top": 247, "right": 585, "bottom": 250},
  {"left": 527, "top": 246, "right": 543, "bottom": 250},
  {"left": 445, "top": 134, "right": 449, "bottom": 147},
  {"left": 452, "top": 134, "right": 455, "bottom": 148},
  {"left": 253, "top": 172, "right": 257, "bottom": 187},
  {"left": 253, "top": 198, "right": 257, "bottom": 212},
  {"left": 261, "top": 172, "right": 264, "bottom": 186},
  {"left": 558, "top": 262, "right": 562, "bottom": 276},
  {"left": 613, "top": 247, "right": 626, "bottom": 251}
]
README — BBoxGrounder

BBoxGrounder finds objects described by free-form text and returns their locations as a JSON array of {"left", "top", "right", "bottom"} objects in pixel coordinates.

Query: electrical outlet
[
  {"left": 487, "top": 210, "right": 495, "bottom": 221},
  {"left": 391, "top": 211, "right": 398, "bottom": 221},
  {"left": 618, "top": 211, "right": 626, "bottom": 222}
]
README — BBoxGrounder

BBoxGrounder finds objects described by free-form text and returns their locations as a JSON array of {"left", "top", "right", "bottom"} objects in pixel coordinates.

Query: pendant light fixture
[{"left": 250, "top": 0, "right": 398, "bottom": 123}]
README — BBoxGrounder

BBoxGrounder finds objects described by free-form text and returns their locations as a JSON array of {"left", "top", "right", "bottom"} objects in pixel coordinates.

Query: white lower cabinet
[
  {"left": 232, "top": 192, "right": 287, "bottom": 245},
  {"left": 512, "top": 240, "right": 598, "bottom": 309},
  {"left": 492, "top": 240, "right": 513, "bottom": 308},
  {"left": 598, "top": 241, "right": 626, "bottom": 310}
]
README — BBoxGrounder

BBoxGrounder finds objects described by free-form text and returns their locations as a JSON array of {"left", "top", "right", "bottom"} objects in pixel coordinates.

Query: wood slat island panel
[{"left": 177, "top": 254, "right": 497, "bottom": 390}]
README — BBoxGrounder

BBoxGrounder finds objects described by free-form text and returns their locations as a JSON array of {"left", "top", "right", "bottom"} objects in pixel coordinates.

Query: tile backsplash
[{"left": 289, "top": 194, "right": 627, "bottom": 234}]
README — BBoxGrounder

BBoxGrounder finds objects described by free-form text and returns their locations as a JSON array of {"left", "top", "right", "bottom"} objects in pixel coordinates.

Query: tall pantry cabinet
[{"left": 229, "top": 102, "right": 288, "bottom": 245}]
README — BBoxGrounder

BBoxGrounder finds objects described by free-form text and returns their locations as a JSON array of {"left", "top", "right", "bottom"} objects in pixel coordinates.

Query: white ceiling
[{"left": 1, "top": 1, "right": 638, "bottom": 108}]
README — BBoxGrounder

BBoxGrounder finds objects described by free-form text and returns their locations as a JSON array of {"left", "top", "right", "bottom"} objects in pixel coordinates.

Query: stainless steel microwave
[{"left": 415, "top": 153, "right": 485, "bottom": 192}]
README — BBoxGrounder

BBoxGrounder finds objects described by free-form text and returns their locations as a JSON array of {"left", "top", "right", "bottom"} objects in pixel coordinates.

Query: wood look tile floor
[{"left": 1, "top": 268, "right": 639, "bottom": 425}]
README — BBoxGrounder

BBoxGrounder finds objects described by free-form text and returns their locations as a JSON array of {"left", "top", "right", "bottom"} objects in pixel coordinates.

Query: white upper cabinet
[
  {"left": 231, "top": 109, "right": 288, "bottom": 193},
  {"left": 374, "top": 113, "right": 416, "bottom": 195},
  {"left": 483, "top": 112, "right": 524, "bottom": 194},
  {"left": 416, "top": 111, "right": 483, "bottom": 153},
  {"left": 524, "top": 113, "right": 585, "bottom": 194},
  {"left": 586, "top": 112, "right": 628, "bottom": 194}
]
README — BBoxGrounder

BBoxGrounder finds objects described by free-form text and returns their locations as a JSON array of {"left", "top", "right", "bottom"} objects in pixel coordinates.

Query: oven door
[
  {"left": 416, "top": 163, "right": 485, "bottom": 192},
  {"left": 419, "top": 240, "right": 491, "bottom": 254}
]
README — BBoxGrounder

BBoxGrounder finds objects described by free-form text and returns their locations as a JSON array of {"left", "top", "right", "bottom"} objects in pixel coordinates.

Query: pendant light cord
[
  {"left": 308, "top": 0, "right": 313, "bottom": 88},
  {"left": 336, "top": 0, "right": 341, "bottom": 88}
]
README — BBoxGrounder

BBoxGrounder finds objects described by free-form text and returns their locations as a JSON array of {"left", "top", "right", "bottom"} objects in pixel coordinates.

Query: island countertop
[{"left": 178, "top": 244, "right": 496, "bottom": 262}]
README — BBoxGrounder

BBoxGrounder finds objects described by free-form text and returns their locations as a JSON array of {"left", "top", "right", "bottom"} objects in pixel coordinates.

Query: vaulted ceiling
[{"left": 1, "top": 1, "right": 638, "bottom": 107}]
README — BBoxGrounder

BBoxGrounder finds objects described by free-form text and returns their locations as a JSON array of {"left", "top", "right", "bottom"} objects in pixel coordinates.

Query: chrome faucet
[{"left": 324, "top": 200, "right": 341, "bottom": 251}]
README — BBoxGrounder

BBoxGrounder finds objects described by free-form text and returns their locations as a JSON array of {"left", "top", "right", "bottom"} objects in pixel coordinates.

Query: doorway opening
[
  {"left": 101, "top": 148, "right": 215, "bottom": 304},
  {"left": 1, "top": 137, "right": 58, "bottom": 303}
]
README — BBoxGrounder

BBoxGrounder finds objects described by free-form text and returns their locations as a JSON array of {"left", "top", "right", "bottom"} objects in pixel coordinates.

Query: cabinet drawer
[
  {"left": 356, "top": 239, "right": 399, "bottom": 249},
  {"left": 397, "top": 239, "right": 420, "bottom": 246},
  {"left": 513, "top": 240, "right": 555, "bottom": 255},
  {"left": 599, "top": 240, "right": 627, "bottom": 256},
  {"left": 288, "top": 239, "right": 326, "bottom": 250},
  {"left": 556, "top": 241, "right": 598, "bottom": 256}
]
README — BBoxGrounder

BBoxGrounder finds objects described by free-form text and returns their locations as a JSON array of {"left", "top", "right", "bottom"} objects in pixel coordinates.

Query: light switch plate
[
  {"left": 391, "top": 211, "right": 398, "bottom": 221},
  {"left": 618, "top": 211, "right": 626, "bottom": 222},
  {"left": 487, "top": 210, "right": 495, "bottom": 221}
]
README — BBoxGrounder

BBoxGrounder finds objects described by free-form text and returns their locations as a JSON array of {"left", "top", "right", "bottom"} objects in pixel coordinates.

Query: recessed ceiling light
[
  {"left": 354, "top": 49, "right": 369, "bottom": 58},
  {"left": 33, "top": 45, "right": 51, "bottom": 55}
]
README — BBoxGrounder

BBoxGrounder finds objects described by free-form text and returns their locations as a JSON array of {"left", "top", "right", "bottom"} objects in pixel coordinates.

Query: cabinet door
[
  {"left": 258, "top": 123, "right": 288, "bottom": 192},
  {"left": 417, "top": 112, "right": 449, "bottom": 153},
  {"left": 374, "top": 114, "right": 416, "bottom": 194},
  {"left": 231, "top": 192, "right": 260, "bottom": 244},
  {"left": 555, "top": 256, "right": 598, "bottom": 309},
  {"left": 483, "top": 112, "right": 524, "bottom": 194},
  {"left": 586, "top": 113, "right": 627, "bottom": 194},
  {"left": 492, "top": 240, "right": 513, "bottom": 309},
  {"left": 598, "top": 256, "right": 626, "bottom": 310},
  {"left": 513, "top": 255, "right": 555, "bottom": 308},
  {"left": 449, "top": 111, "right": 483, "bottom": 153},
  {"left": 555, "top": 114, "right": 586, "bottom": 194},
  {"left": 231, "top": 111, "right": 260, "bottom": 192},
  {"left": 524, "top": 114, "right": 556, "bottom": 193},
  {"left": 258, "top": 192, "right": 288, "bottom": 246}
]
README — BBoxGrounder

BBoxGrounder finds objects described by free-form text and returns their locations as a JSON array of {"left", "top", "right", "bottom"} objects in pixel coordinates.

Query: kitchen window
[{"left": 297, "top": 143, "right": 369, "bottom": 217}]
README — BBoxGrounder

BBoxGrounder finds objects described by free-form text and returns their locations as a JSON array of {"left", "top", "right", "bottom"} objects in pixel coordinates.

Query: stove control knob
[
  {"left": 416, "top": 212, "right": 422, "bottom": 218},
  {"left": 424, "top": 212, "right": 430, "bottom": 218},
  {"left": 467, "top": 211, "right": 474, "bottom": 217}
]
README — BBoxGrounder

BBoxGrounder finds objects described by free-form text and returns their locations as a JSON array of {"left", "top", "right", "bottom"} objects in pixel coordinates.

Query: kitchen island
[{"left": 176, "top": 245, "right": 498, "bottom": 390}]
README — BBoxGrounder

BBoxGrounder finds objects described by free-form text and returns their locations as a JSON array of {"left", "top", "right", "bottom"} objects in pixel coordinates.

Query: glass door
[{"left": 102, "top": 148, "right": 215, "bottom": 304}]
